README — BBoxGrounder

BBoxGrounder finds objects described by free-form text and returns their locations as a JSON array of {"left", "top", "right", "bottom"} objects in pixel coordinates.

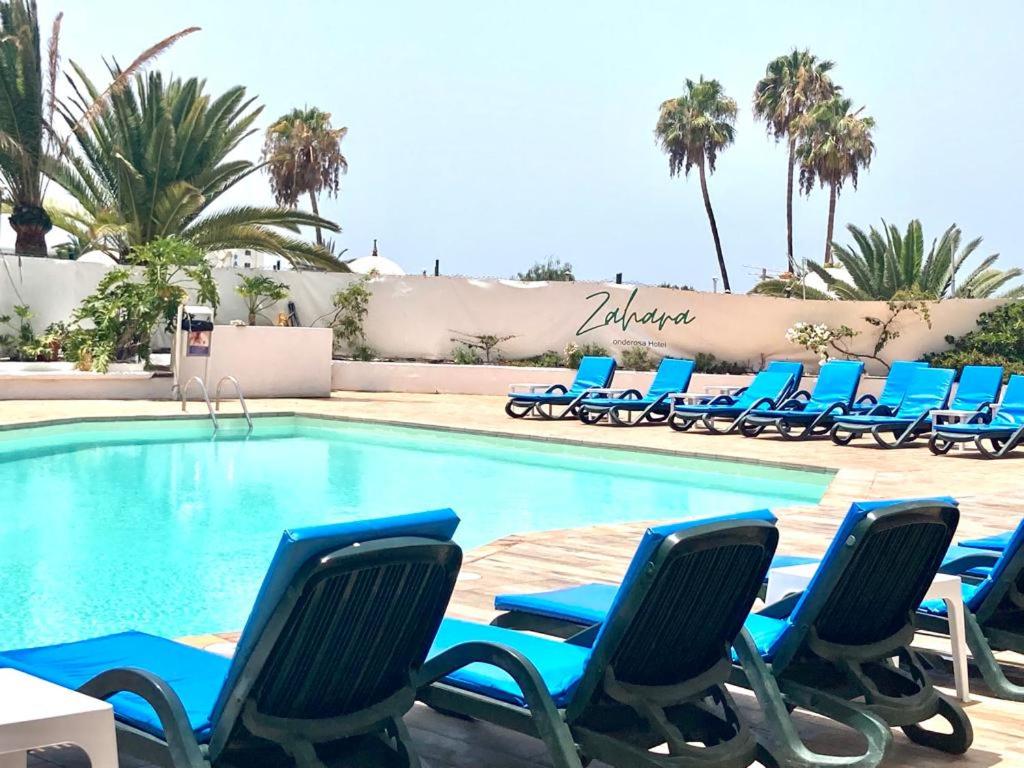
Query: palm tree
[
  {"left": 796, "top": 96, "right": 875, "bottom": 266},
  {"left": 262, "top": 107, "right": 348, "bottom": 247},
  {"left": 656, "top": 76, "right": 737, "bottom": 292},
  {"left": 0, "top": 1, "right": 196, "bottom": 256},
  {"left": 48, "top": 64, "right": 344, "bottom": 269},
  {"left": 808, "top": 219, "right": 1022, "bottom": 299},
  {"left": 753, "top": 49, "right": 836, "bottom": 273}
]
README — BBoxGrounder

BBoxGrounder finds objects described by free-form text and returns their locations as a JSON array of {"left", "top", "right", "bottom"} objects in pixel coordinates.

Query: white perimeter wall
[{"left": 2, "top": 256, "right": 1004, "bottom": 376}]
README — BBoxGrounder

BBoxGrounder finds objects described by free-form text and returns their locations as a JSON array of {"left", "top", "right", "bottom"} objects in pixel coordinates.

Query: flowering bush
[{"left": 785, "top": 322, "right": 854, "bottom": 364}]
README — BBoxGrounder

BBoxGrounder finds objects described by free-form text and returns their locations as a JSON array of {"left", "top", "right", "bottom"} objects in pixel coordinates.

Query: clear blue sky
[{"left": 36, "top": 0, "right": 1024, "bottom": 290}]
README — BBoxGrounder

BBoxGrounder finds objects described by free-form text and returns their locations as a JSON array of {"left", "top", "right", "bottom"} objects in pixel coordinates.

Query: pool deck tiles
[{"left": 3, "top": 391, "right": 1024, "bottom": 768}]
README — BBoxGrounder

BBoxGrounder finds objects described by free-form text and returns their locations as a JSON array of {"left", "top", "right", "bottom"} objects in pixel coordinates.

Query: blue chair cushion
[
  {"left": 211, "top": 508, "right": 460, "bottom": 729},
  {"left": 429, "top": 619, "right": 590, "bottom": 708},
  {"left": 495, "top": 583, "right": 618, "bottom": 625},
  {"left": 0, "top": 631, "right": 228, "bottom": 743},
  {"left": 949, "top": 365, "right": 1004, "bottom": 411},
  {"left": 738, "top": 614, "right": 789, "bottom": 660},
  {"left": 961, "top": 532, "right": 1012, "bottom": 551},
  {"left": 918, "top": 583, "right": 982, "bottom": 617}
]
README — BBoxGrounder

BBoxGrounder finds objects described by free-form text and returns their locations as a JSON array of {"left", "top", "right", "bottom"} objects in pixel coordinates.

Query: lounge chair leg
[
  {"left": 732, "top": 631, "right": 891, "bottom": 768},
  {"left": 830, "top": 426, "right": 856, "bottom": 446},
  {"left": 900, "top": 693, "right": 972, "bottom": 754},
  {"left": 963, "top": 611, "right": 1024, "bottom": 701}
]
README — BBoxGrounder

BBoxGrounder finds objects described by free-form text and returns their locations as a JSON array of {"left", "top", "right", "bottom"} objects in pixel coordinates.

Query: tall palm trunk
[
  {"left": 697, "top": 158, "right": 731, "bottom": 292},
  {"left": 308, "top": 190, "right": 323, "bottom": 246},
  {"left": 823, "top": 183, "right": 837, "bottom": 266},
  {"left": 785, "top": 136, "right": 796, "bottom": 273}
]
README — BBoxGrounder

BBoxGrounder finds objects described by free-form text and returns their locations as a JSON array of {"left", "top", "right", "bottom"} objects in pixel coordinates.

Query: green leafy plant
[
  {"left": 809, "top": 220, "right": 1021, "bottom": 300},
  {"left": 449, "top": 332, "right": 515, "bottom": 364},
  {"left": 235, "top": 274, "right": 289, "bottom": 325},
  {"left": 64, "top": 237, "right": 218, "bottom": 372},
  {"left": 693, "top": 352, "right": 750, "bottom": 375},
  {"left": 49, "top": 65, "right": 342, "bottom": 269},
  {"left": 329, "top": 273, "right": 375, "bottom": 359},
  {"left": 451, "top": 344, "right": 482, "bottom": 365},
  {"left": 564, "top": 341, "right": 609, "bottom": 369},
  {"left": 620, "top": 345, "right": 657, "bottom": 371},
  {"left": 507, "top": 350, "right": 564, "bottom": 368},
  {"left": 516, "top": 257, "right": 574, "bottom": 282},
  {"left": 0, "top": 304, "right": 33, "bottom": 359},
  {"left": 925, "top": 301, "right": 1024, "bottom": 378}
]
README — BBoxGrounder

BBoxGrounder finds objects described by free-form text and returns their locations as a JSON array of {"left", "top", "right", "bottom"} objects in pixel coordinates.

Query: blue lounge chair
[
  {"left": 930, "top": 374, "right": 1024, "bottom": 458},
  {"left": 418, "top": 512, "right": 782, "bottom": 768},
  {"left": 849, "top": 361, "right": 928, "bottom": 414},
  {"left": 737, "top": 360, "right": 865, "bottom": 440},
  {"left": 829, "top": 367, "right": 955, "bottom": 448},
  {"left": 668, "top": 362, "right": 804, "bottom": 434},
  {"left": 494, "top": 499, "right": 971, "bottom": 764},
  {"left": 0, "top": 509, "right": 464, "bottom": 768},
  {"left": 577, "top": 357, "right": 695, "bottom": 426},
  {"left": 917, "top": 517, "right": 1024, "bottom": 700},
  {"left": 505, "top": 356, "right": 616, "bottom": 420}
]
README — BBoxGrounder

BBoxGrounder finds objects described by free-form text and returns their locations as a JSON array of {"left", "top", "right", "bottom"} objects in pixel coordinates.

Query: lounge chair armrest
[
  {"left": 509, "top": 383, "right": 562, "bottom": 394},
  {"left": 757, "top": 591, "right": 802, "bottom": 619},
  {"left": 776, "top": 397, "right": 806, "bottom": 412},
  {"left": 819, "top": 401, "right": 849, "bottom": 417},
  {"left": 938, "top": 551, "right": 1000, "bottom": 576},
  {"left": 746, "top": 396, "right": 778, "bottom": 411},
  {"left": 865, "top": 404, "right": 895, "bottom": 416},
  {"left": 789, "top": 389, "right": 811, "bottom": 401},
  {"left": 419, "top": 641, "right": 568, "bottom": 726},
  {"left": 78, "top": 667, "right": 206, "bottom": 767},
  {"left": 854, "top": 393, "right": 878, "bottom": 406},
  {"left": 584, "top": 388, "right": 641, "bottom": 399}
]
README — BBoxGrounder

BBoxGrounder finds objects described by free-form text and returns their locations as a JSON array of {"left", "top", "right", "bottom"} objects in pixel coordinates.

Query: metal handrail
[
  {"left": 180, "top": 376, "right": 218, "bottom": 430},
  {"left": 214, "top": 375, "right": 253, "bottom": 432}
]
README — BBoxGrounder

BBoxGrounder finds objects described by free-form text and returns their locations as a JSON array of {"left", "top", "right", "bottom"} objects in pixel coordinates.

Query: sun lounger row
[
  {"left": 6, "top": 499, "right": 1022, "bottom": 767},
  {"left": 505, "top": 355, "right": 1024, "bottom": 458}
]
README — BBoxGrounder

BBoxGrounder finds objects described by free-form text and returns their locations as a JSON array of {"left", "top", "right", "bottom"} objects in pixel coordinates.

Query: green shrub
[
  {"left": 620, "top": 346, "right": 657, "bottom": 371},
  {"left": 330, "top": 274, "right": 375, "bottom": 358},
  {"left": 508, "top": 350, "right": 564, "bottom": 367},
  {"left": 564, "top": 342, "right": 609, "bottom": 368},
  {"left": 0, "top": 304, "right": 36, "bottom": 360},
  {"left": 65, "top": 238, "right": 218, "bottom": 372},
  {"left": 235, "top": 274, "right": 289, "bottom": 325},
  {"left": 924, "top": 301, "right": 1024, "bottom": 379},
  {"left": 694, "top": 352, "right": 750, "bottom": 375},
  {"left": 452, "top": 344, "right": 482, "bottom": 365}
]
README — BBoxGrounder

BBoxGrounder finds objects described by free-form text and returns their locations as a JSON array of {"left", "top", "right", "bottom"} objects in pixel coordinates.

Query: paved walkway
[{"left": 3, "top": 392, "right": 1023, "bottom": 767}]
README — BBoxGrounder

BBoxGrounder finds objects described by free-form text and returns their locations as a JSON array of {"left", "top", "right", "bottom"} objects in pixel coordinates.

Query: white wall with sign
[{"left": 1, "top": 256, "right": 1003, "bottom": 375}]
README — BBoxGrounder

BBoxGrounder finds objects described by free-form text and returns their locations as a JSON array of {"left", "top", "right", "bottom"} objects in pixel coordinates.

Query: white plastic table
[
  {"left": 764, "top": 564, "right": 971, "bottom": 702},
  {"left": 703, "top": 384, "right": 744, "bottom": 396},
  {"left": 0, "top": 669, "right": 117, "bottom": 768},
  {"left": 931, "top": 408, "right": 989, "bottom": 453}
]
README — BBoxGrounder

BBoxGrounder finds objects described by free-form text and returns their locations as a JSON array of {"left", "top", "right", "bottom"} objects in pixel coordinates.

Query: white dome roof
[{"left": 346, "top": 255, "right": 405, "bottom": 276}]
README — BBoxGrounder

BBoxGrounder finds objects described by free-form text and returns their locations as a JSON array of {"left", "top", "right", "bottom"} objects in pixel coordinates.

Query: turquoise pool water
[{"left": 0, "top": 416, "right": 830, "bottom": 648}]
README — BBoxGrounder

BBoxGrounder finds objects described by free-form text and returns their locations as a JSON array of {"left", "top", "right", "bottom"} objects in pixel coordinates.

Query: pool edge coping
[{"left": 0, "top": 410, "right": 838, "bottom": 477}]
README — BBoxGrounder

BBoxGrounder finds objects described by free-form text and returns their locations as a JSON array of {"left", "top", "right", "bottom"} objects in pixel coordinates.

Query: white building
[{"left": 207, "top": 249, "right": 290, "bottom": 272}]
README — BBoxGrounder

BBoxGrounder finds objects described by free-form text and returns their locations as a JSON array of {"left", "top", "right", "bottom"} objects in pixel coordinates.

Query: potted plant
[{"left": 236, "top": 274, "right": 290, "bottom": 326}]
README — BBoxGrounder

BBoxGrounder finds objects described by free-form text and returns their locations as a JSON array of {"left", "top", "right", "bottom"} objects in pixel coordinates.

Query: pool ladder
[{"left": 177, "top": 375, "right": 253, "bottom": 432}]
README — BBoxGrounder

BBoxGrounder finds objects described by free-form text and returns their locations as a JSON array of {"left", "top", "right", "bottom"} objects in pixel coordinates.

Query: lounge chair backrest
[
  {"left": 571, "top": 356, "right": 616, "bottom": 393},
  {"left": 965, "top": 517, "right": 1024, "bottom": 622},
  {"left": 567, "top": 511, "right": 778, "bottom": 721},
  {"left": 207, "top": 509, "right": 462, "bottom": 760},
  {"left": 768, "top": 498, "right": 958, "bottom": 673},
  {"left": 647, "top": 358, "right": 696, "bottom": 398},
  {"left": 735, "top": 370, "right": 797, "bottom": 407},
  {"left": 765, "top": 360, "right": 805, "bottom": 397},
  {"left": 875, "top": 361, "right": 929, "bottom": 409},
  {"left": 993, "top": 375, "right": 1024, "bottom": 425},
  {"left": 807, "top": 360, "right": 864, "bottom": 408},
  {"left": 949, "top": 365, "right": 1004, "bottom": 411},
  {"left": 896, "top": 367, "right": 955, "bottom": 416}
]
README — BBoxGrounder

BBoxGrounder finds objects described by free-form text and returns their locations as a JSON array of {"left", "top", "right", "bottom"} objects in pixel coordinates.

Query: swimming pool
[{"left": 0, "top": 416, "right": 831, "bottom": 648}]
